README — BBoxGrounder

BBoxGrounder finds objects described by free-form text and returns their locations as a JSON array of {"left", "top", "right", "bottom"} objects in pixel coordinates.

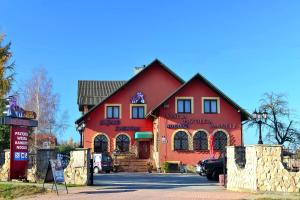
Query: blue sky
[{"left": 1, "top": 1, "right": 299, "bottom": 144}]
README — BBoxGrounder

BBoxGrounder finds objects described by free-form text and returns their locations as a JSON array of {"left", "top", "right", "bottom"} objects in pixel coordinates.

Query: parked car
[
  {"left": 93, "top": 153, "right": 113, "bottom": 173},
  {"left": 196, "top": 155, "right": 225, "bottom": 181}
]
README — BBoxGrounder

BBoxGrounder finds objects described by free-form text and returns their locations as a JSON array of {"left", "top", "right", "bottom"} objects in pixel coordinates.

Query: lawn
[{"left": 0, "top": 183, "right": 45, "bottom": 200}]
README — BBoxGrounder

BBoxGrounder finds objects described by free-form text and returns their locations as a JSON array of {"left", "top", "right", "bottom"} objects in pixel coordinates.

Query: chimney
[{"left": 133, "top": 65, "right": 146, "bottom": 75}]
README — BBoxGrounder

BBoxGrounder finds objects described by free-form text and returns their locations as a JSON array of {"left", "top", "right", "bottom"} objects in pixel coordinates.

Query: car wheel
[
  {"left": 212, "top": 170, "right": 220, "bottom": 181},
  {"left": 206, "top": 173, "right": 213, "bottom": 180},
  {"left": 93, "top": 167, "right": 100, "bottom": 174}
]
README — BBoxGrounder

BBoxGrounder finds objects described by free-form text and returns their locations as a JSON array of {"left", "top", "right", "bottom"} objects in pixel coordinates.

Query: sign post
[
  {"left": 9, "top": 126, "right": 29, "bottom": 179},
  {"left": 0, "top": 95, "right": 38, "bottom": 180},
  {"left": 43, "top": 159, "right": 68, "bottom": 195}
]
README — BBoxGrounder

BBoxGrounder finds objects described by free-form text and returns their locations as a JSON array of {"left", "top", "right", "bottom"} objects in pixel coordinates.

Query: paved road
[
  {"left": 24, "top": 173, "right": 252, "bottom": 200},
  {"left": 93, "top": 172, "right": 221, "bottom": 191}
]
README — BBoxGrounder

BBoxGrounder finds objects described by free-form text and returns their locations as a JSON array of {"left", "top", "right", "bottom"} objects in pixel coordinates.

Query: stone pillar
[
  {"left": 64, "top": 148, "right": 91, "bottom": 185},
  {"left": 226, "top": 146, "right": 258, "bottom": 191},
  {"left": 0, "top": 150, "right": 10, "bottom": 181}
]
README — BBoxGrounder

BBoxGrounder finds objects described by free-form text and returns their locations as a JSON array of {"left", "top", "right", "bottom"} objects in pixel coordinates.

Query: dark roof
[
  {"left": 147, "top": 73, "right": 251, "bottom": 121},
  {"left": 75, "top": 59, "right": 185, "bottom": 124},
  {"left": 78, "top": 80, "right": 126, "bottom": 109}
]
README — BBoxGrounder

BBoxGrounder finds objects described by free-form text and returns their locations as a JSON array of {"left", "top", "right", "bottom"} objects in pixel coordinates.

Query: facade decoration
[{"left": 131, "top": 92, "right": 145, "bottom": 104}]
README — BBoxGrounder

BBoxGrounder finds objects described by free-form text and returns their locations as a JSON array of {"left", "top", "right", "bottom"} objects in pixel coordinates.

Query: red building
[{"left": 76, "top": 59, "right": 249, "bottom": 169}]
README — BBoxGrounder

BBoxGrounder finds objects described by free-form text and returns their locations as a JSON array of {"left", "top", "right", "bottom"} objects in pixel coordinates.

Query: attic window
[
  {"left": 175, "top": 97, "right": 194, "bottom": 114},
  {"left": 105, "top": 104, "right": 121, "bottom": 119},
  {"left": 202, "top": 97, "right": 220, "bottom": 114}
]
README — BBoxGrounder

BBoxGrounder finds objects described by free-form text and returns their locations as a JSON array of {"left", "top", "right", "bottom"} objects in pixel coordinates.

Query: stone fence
[
  {"left": 0, "top": 150, "right": 10, "bottom": 181},
  {"left": 27, "top": 149, "right": 57, "bottom": 182},
  {"left": 64, "top": 148, "right": 91, "bottom": 185},
  {"left": 0, "top": 148, "right": 91, "bottom": 185},
  {"left": 227, "top": 145, "right": 300, "bottom": 193}
]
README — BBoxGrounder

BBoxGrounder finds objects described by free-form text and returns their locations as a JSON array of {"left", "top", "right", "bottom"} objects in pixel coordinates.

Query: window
[
  {"left": 116, "top": 134, "right": 130, "bottom": 152},
  {"left": 203, "top": 99, "right": 218, "bottom": 114},
  {"left": 193, "top": 131, "right": 208, "bottom": 150},
  {"left": 130, "top": 104, "right": 146, "bottom": 119},
  {"left": 177, "top": 99, "right": 191, "bottom": 113},
  {"left": 174, "top": 131, "right": 189, "bottom": 150},
  {"left": 94, "top": 135, "right": 108, "bottom": 153},
  {"left": 106, "top": 106, "right": 120, "bottom": 119},
  {"left": 213, "top": 131, "right": 228, "bottom": 150}
]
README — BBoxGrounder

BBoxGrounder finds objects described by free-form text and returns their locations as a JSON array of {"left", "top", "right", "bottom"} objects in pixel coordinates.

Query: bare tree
[
  {"left": 248, "top": 92, "right": 300, "bottom": 147},
  {"left": 19, "top": 68, "right": 69, "bottom": 137},
  {"left": 20, "top": 68, "right": 59, "bottom": 133}
]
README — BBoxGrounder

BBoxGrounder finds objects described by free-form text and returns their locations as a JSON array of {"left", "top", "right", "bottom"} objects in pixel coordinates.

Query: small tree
[
  {"left": 19, "top": 68, "right": 69, "bottom": 151},
  {"left": 0, "top": 35, "right": 15, "bottom": 150},
  {"left": 249, "top": 92, "right": 300, "bottom": 148}
]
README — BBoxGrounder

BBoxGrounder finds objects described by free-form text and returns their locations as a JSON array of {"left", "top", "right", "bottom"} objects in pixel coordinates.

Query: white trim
[
  {"left": 104, "top": 104, "right": 122, "bottom": 119},
  {"left": 114, "top": 132, "right": 131, "bottom": 152},
  {"left": 175, "top": 97, "right": 194, "bottom": 114},
  {"left": 92, "top": 132, "right": 110, "bottom": 153},
  {"left": 202, "top": 97, "right": 220, "bottom": 114},
  {"left": 212, "top": 129, "right": 230, "bottom": 146},
  {"left": 192, "top": 129, "right": 209, "bottom": 150},
  {"left": 130, "top": 104, "right": 147, "bottom": 119}
]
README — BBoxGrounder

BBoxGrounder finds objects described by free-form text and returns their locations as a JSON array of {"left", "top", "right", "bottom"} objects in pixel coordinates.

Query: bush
[
  {"left": 162, "top": 162, "right": 179, "bottom": 173},
  {"left": 55, "top": 144, "right": 75, "bottom": 155}
]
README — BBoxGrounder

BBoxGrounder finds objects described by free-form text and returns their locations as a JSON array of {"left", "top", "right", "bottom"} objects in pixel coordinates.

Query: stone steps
[{"left": 116, "top": 159, "right": 149, "bottom": 172}]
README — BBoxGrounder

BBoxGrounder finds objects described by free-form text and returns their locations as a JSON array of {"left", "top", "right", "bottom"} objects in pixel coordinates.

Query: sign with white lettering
[{"left": 9, "top": 126, "right": 29, "bottom": 179}]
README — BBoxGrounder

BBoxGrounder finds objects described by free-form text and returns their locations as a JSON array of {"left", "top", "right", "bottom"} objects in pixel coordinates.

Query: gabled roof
[
  {"left": 75, "top": 59, "right": 185, "bottom": 124},
  {"left": 147, "top": 73, "right": 251, "bottom": 121},
  {"left": 77, "top": 80, "right": 126, "bottom": 109}
]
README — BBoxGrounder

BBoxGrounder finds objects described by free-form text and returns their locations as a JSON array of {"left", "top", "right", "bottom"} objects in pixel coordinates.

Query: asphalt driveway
[
  {"left": 93, "top": 172, "right": 221, "bottom": 191},
  {"left": 24, "top": 173, "right": 254, "bottom": 200}
]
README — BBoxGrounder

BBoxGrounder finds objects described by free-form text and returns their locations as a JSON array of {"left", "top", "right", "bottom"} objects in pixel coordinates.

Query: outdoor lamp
[{"left": 252, "top": 109, "right": 268, "bottom": 144}]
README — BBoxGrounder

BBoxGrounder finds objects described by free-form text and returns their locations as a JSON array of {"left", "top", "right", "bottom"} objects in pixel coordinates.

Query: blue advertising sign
[{"left": 14, "top": 152, "right": 28, "bottom": 161}]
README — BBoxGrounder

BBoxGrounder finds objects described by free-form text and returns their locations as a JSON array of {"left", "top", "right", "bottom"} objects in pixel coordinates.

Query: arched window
[
  {"left": 193, "top": 131, "right": 208, "bottom": 150},
  {"left": 116, "top": 134, "right": 130, "bottom": 152},
  {"left": 94, "top": 135, "right": 108, "bottom": 153},
  {"left": 213, "top": 131, "right": 227, "bottom": 150},
  {"left": 174, "top": 131, "right": 189, "bottom": 150}
]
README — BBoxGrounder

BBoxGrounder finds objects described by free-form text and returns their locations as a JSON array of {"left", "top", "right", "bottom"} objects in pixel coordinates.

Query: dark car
[
  {"left": 93, "top": 153, "right": 113, "bottom": 173},
  {"left": 197, "top": 155, "right": 226, "bottom": 181}
]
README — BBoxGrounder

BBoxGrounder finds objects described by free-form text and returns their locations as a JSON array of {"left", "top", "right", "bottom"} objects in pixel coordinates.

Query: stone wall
[
  {"left": 64, "top": 148, "right": 91, "bottom": 185},
  {"left": 0, "top": 150, "right": 10, "bottom": 181},
  {"left": 227, "top": 145, "right": 300, "bottom": 193},
  {"left": 27, "top": 149, "right": 57, "bottom": 182}
]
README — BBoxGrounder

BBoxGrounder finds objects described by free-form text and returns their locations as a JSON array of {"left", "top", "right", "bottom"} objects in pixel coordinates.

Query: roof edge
[
  {"left": 75, "top": 59, "right": 185, "bottom": 124},
  {"left": 147, "top": 73, "right": 251, "bottom": 121}
]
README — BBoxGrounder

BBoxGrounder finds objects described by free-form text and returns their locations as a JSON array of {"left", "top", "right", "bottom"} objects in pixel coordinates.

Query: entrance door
[{"left": 139, "top": 141, "right": 150, "bottom": 159}]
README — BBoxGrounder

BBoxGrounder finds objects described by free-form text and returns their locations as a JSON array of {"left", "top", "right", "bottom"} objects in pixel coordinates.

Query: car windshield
[{"left": 102, "top": 155, "right": 112, "bottom": 162}]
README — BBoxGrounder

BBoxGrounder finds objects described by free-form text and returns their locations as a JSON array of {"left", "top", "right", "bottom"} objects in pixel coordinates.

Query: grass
[{"left": 0, "top": 183, "right": 46, "bottom": 200}]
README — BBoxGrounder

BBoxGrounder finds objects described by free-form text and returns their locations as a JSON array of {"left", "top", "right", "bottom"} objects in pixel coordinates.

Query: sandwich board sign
[{"left": 43, "top": 159, "right": 68, "bottom": 195}]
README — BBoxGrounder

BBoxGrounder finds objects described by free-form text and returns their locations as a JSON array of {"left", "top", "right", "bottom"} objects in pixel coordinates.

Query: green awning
[{"left": 135, "top": 132, "right": 153, "bottom": 139}]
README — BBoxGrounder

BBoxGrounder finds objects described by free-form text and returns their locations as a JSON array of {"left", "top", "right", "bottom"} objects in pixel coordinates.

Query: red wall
[
  {"left": 158, "top": 77, "right": 242, "bottom": 165},
  {"left": 83, "top": 62, "right": 182, "bottom": 152}
]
